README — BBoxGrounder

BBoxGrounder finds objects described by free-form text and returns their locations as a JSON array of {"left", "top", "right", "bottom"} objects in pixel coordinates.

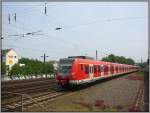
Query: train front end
[{"left": 56, "top": 58, "right": 75, "bottom": 87}]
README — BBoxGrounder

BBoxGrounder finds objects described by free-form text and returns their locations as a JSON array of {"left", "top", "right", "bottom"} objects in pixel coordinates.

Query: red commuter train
[{"left": 56, "top": 56, "right": 139, "bottom": 87}]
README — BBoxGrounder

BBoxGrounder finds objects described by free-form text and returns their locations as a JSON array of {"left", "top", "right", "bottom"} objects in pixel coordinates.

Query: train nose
[
  {"left": 60, "top": 79, "right": 68, "bottom": 85},
  {"left": 57, "top": 75, "right": 69, "bottom": 86}
]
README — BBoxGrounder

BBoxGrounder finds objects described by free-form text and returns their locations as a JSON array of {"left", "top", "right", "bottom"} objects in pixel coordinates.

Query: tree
[
  {"left": 17, "top": 57, "right": 55, "bottom": 78},
  {"left": 10, "top": 64, "right": 23, "bottom": 78},
  {"left": 101, "top": 54, "right": 135, "bottom": 65},
  {"left": 109, "top": 54, "right": 116, "bottom": 62},
  {"left": 1, "top": 63, "right": 6, "bottom": 76},
  {"left": 45, "top": 62, "right": 55, "bottom": 74},
  {"left": 126, "top": 58, "right": 135, "bottom": 65}
]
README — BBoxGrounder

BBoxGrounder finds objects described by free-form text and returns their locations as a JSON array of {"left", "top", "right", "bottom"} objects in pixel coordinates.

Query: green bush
[
  {"left": 10, "top": 57, "right": 55, "bottom": 78},
  {"left": 101, "top": 54, "right": 135, "bottom": 65}
]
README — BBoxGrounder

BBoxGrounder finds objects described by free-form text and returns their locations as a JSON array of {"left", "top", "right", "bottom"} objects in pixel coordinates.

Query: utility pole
[
  {"left": 96, "top": 50, "right": 98, "bottom": 60},
  {"left": 141, "top": 58, "right": 143, "bottom": 64},
  {"left": 8, "top": 14, "right": 10, "bottom": 24},
  {"left": 14, "top": 13, "right": 16, "bottom": 22},
  {"left": 41, "top": 53, "right": 48, "bottom": 77},
  {"left": 45, "top": 3, "right": 47, "bottom": 15}
]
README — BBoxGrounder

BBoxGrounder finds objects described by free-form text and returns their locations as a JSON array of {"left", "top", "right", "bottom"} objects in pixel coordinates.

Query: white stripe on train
[{"left": 69, "top": 71, "right": 135, "bottom": 85}]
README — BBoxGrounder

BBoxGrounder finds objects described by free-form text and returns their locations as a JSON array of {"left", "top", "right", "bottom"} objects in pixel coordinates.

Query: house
[{"left": 2, "top": 49, "right": 19, "bottom": 70}]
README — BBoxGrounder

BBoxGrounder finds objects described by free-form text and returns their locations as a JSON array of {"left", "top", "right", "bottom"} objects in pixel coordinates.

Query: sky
[{"left": 2, "top": 2, "right": 148, "bottom": 63}]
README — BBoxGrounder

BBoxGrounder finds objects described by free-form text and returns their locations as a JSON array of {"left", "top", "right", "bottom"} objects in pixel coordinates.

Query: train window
[
  {"left": 108, "top": 65, "right": 110, "bottom": 72},
  {"left": 113, "top": 65, "right": 115, "bottom": 70},
  {"left": 81, "top": 64, "right": 83, "bottom": 70},
  {"left": 98, "top": 65, "right": 100, "bottom": 72},
  {"left": 94, "top": 66, "right": 97, "bottom": 73},
  {"left": 100, "top": 65, "right": 104, "bottom": 72},
  {"left": 115, "top": 66, "right": 118, "bottom": 70},
  {"left": 120, "top": 66, "right": 121, "bottom": 70},
  {"left": 85, "top": 66, "right": 89, "bottom": 74},
  {"left": 104, "top": 65, "right": 108, "bottom": 72},
  {"left": 111, "top": 65, "right": 114, "bottom": 71}
]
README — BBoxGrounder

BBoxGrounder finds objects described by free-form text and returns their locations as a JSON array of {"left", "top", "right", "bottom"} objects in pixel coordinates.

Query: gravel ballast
[{"left": 27, "top": 71, "right": 145, "bottom": 112}]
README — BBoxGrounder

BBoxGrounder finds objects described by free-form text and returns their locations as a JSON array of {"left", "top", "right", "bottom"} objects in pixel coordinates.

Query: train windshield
[{"left": 58, "top": 59, "right": 74, "bottom": 76}]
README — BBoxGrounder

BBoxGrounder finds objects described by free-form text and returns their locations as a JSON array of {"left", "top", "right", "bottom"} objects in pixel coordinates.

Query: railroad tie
[{"left": 5, "top": 105, "right": 16, "bottom": 109}]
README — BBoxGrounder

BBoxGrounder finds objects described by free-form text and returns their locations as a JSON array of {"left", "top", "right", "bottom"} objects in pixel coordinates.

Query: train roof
[
  {"left": 59, "top": 57, "right": 138, "bottom": 67},
  {"left": 68, "top": 56, "right": 94, "bottom": 60}
]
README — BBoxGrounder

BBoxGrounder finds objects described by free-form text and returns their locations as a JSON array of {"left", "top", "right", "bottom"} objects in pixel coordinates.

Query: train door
[
  {"left": 101, "top": 65, "right": 104, "bottom": 77},
  {"left": 104, "top": 65, "right": 108, "bottom": 76},
  {"left": 108, "top": 65, "right": 111, "bottom": 76},
  {"left": 115, "top": 65, "right": 118, "bottom": 73},
  {"left": 79, "top": 64, "right": 85, "bottom": 79},
  {"left": 94, "top": 65, "right": 98, "bottom": 77},
  {"left": 89, "top": 64, "right": 93, "bottom": 79},
  {"left": 110, "top": 65, "right": 114, "bottom": 75},
  {"left": 123, "top": 65, "right": 125, "bottom": 73},
  {"left": 113, "top": 65, "right": 116, "bottom": 75}
]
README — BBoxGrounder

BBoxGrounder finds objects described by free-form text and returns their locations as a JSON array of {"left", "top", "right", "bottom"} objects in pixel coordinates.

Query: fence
[{"left": 1, "top": 74, "right": 55, "bottom": 81}]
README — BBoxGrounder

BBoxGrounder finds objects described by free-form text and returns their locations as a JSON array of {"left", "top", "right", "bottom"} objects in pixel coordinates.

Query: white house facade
[{"left": 2, "top": 49, "right": 19, "bottom": 69}]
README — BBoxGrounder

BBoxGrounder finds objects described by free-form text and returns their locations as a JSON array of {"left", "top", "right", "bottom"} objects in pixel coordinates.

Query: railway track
[
  {"left": 2, "top": 73, "right": 135, "bottom": 112},
  {"left": 1, "top": 77, "right": 70, "bottom": 112},
  {"left": 2, "top": 78, "right": 57, "bottom": 99},
  {"left": 2, "top": 77, "right": 52, "bottom": 85},
  {"left": 2, "top": 89, "right": 67, "bottom": 112},
  {"left": 2, "top": 85, "right": 57, "bottom": 100},
  {"left": 2, "top": 78, "right": 55, "bottom": 90}
]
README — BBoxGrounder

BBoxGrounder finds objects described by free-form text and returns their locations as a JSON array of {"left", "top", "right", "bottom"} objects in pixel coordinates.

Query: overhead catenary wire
[
  {"left": 4, "top": 12, "right": 82, "bottom": 50},
  {"left": 3, "top": 15, "right": 145, "bottom": 56},
  {"left": 3, "top": 22, "right": 82, "bottom": 53},
  {"left": 3, "top": 20, "right": 81, "bottom": 50},
  {"left": 3, "top": 4, "right": 147, "bottom": 59},
  {"left": 57, "top": 16, "right": 147, "bottom": 29},
  {"left": 4, "top": 3, "right": 43, "bottom": 16},
  {"left": 4, "top": 3, "right": 147, "bottom": 33},
  {"left": 4, "top": 3, "right": 147, "bottom": 30},
  {"left": 2, "top": 44, "right": 66, "bottom": 54},
  {"left": 3, "top": 44, "right": 75, "bottom": 62}
]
